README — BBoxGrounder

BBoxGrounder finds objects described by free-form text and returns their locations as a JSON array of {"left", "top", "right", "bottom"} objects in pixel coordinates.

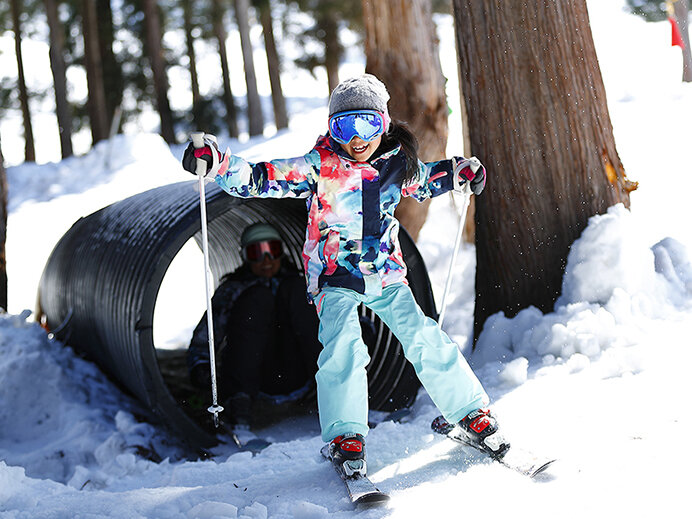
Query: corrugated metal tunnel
[{"left": 37, "top": 181, "right": 437, "bottom": 449}]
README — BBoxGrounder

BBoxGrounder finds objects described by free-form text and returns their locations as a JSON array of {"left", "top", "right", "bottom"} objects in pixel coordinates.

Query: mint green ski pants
[{"left": 315, "top": 282, "right": 488, "bottom": 442}]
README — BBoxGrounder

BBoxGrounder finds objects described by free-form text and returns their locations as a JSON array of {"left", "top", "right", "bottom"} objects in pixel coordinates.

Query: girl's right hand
[{"left": 182, "top": 134, "right": 228, "bottom": 177}]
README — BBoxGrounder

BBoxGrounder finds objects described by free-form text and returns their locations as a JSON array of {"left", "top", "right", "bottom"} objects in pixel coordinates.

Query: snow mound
[
  {"left": 472, "top": 204, "right": 692, "bottom": 387},
  {"left": 6, "top": 133, "right": 186, "bottom": 213},
  {"left": 0, "top": 313, "right": 184, "bottom": 486}
]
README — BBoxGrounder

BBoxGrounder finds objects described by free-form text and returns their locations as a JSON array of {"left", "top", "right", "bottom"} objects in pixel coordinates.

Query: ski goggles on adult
[
  {"left": 244, "top": 240, "right": 283, "bottom": 262},
  {"left": 328, "top": 110, "right": 389, "bottom": 145}
]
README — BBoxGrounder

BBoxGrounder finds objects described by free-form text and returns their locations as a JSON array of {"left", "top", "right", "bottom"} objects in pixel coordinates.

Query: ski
[
  {"left": 320, "top": 444, "right": 390, "bottom": 507},
  {"left": 431, "top": 415, "right": 556, "bottom": 478}
]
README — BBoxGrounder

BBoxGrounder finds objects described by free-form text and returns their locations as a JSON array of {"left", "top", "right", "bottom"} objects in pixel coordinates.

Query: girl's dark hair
[{"left": 379, "top": 119, "right": 420, "bottom": 185}]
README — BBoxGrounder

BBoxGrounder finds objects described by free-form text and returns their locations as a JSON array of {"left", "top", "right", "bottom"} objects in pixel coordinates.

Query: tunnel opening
[{"left": 38, "top": 181, "right": 437, "bottom": 449}]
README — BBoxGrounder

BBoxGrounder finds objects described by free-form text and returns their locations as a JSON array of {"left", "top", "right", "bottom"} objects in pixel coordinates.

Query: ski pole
[
  {"left": 190, "top": 131, "right": 224, "bottom": 427},
  {"left": 438, "top": 162, "right": 476, "bottom": 328}
]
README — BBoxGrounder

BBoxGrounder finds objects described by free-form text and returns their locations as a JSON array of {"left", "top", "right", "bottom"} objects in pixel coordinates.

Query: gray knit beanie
[{"left": 328, "top": 74, "right": 390, "bottom": 119}]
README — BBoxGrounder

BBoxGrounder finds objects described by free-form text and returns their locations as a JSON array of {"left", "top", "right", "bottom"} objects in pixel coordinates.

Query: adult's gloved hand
[
  {"left": 453, "top": 156, "right": 486, "bottom": 195},
  {"left": 189, "top": 363, "right": 212, "bottom": 390},
  {"left": 181, "top": 134, "right": 224, "bottom": 177}
]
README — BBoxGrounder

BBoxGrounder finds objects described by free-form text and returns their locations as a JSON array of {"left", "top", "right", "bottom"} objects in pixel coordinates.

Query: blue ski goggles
[{"left": 328, "top": 110, "right": 389, "bottom": 145}]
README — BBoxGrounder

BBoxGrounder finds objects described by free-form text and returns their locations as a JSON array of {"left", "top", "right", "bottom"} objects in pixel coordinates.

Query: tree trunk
[
  {"left": 82, "top": 0, "right": 109, "bottom": 143},
  {"left": 0, "top": 139, "right": 7, "bottom": 311},
  {"left": 142, "top": 0, "right": 176, "bottom": 143},
  {"left": 258, "top": 0, "right": 288, "bottom": 130},
  {"left": 673, "top": 0, "right": 692, "bottom": 82},
  {"left": 452, "top": 0, "right": 637, "bottom": 341},
  {"left": 234, "top": 0, "right": 265, "bottom": 136},
  {"left": 44, "top": 0, "right": 73, "bottom": 158},
  {"left": 184, "top": 0, "right": 202, "bottom": 128},
  {"left": 10, "top": 0, "right": 36, "bottom": 162},
  {"left": 322, "top": 11, "right": 341, "bottom": 94},
  {"left": 213, "top": 0, "right": 239, "bottom": 138},
  {"left": 362, "top": 0, "right": 449, "bottom": 241},
  {"left": 97, "top": 0, "right": 123, "bottom": 128}
]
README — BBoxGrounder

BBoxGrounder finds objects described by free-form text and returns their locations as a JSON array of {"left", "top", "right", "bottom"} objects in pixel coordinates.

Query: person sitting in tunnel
[{"left": 187, "top": 222, "right": 322, "bottom": 429}]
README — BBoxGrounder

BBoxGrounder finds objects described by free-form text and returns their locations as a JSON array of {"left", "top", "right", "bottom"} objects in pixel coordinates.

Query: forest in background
[{"left": 1, "top": 0, "right": 689, "bottom": 166}]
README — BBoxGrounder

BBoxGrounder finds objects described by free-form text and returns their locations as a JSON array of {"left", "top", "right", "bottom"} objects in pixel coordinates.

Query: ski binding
[
  {"left": 320, "top": 444, "right": 390, "bottom": 506},
  {"left": 431, "top": 415, "right": 556, "bottom": 478}
]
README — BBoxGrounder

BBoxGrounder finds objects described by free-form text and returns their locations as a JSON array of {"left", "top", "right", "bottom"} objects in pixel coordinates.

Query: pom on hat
[
  {"left": 240, "top": 223, "right": 282, "bottom": 248},
  {"left": 328, "top": 74, "right": 390, "bottom": 119}
]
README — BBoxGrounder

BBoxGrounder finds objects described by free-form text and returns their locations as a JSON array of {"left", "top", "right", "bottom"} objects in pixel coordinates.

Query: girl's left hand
[{"left": 454, "top": 156, "right": 486, "bottom": 195}]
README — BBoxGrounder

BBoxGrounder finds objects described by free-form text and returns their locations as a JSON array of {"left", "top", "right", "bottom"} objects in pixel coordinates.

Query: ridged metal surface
[{"left": 38, "top": 181, "right": 437, "bottom": 448}]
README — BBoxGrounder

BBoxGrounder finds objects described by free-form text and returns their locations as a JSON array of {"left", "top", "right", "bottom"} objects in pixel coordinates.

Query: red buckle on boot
[
  {"left": 333, "top": 435, "right": 363, "bottom": 453},
  {"left": 465, "top": 408, "right": 492, "bottom": 433}
]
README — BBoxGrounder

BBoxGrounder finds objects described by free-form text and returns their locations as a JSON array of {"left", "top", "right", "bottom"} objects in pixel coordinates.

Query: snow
[{"left": 2, "top": 1, "right": 692, "bottom": 517}]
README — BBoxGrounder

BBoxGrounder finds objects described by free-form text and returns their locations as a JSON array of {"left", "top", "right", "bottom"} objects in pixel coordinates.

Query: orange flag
[{"left": 669, "top": 17, "right": 686, "bottom": 49}]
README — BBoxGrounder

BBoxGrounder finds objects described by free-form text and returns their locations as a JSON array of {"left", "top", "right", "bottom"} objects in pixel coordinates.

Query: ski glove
[
  {"left": 453, "top": 156, "right": 486, "bottom": 195},
  {"left": 181, "top": 134, "right": 229, "bottom": 178}
]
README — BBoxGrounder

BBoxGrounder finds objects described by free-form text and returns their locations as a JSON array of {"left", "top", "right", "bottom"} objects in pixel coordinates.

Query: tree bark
[
  {"left": 96, "top": 0, "right": 123, "bottom": 129},
  {"left": 322, "top": 11, "right": 341, "bottom": 94},
  {"left": 82, "top": 0, "right": 110, "bottom": 143},
  {"left": 258, "top": 0, "right": 288, "bottom": 130},
  {"left": 452, "top": 0, "right": 637, "bottom": 340},
  {"left": 0, "top": 139, "right": 7, "bottom": 311},
  {"left": 10, "top": 0, "right": 36, "bottom": 162},
  {"left": 234, "top": 0, "right": 265, "bottom": 136},
  {"left": 362, "top": 0, "right": 449, "bottom": 241},
  {"left": 213, "top": 0, "right": 239, "bottom": 138},
  {"left": 142, "top": 0, "right": 176, "bottom": 143},
  {"left": 672, "top": 0, "right": 692, "bottom": 82},
  {"left": 44, "top": 0, "right": 73, "bottom": 158}
]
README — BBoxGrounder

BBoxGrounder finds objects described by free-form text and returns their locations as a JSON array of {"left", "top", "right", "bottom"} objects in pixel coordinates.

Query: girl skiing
[{"left": 182, "top": 74, "right": 508, "bottom": 474}]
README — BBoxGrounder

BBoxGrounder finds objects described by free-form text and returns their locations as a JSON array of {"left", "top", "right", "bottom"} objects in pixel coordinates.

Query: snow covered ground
[{"left": 2, "top": 1, "right": 692, "bottom": 517}]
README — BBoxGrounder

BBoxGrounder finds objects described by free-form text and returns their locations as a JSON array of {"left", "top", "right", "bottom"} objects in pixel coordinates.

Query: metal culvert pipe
[{"left": 38, "top": 181, "right": 437, "bottom": 449}]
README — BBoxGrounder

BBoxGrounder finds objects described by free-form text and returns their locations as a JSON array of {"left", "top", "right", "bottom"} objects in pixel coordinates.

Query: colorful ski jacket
[{"left": 214, "top": 135, "right": 463, "bottom": 301}]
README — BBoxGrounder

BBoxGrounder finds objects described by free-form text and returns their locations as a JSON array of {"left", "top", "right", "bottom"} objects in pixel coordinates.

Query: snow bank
[
  {"left": 0, "top": 312, "right": 184, "bottom": 487},
  {"left": 472, "top": 204, "right": 692, "bottom": 388}
]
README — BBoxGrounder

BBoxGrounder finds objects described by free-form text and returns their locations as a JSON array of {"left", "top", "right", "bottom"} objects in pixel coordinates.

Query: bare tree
[
  {"left": 44, "top": 0, "right": 73, "bottom": 158},
  {"left": 183, "top": 0, "right": 203, "bottom": 129},
  {"left": 82, "top": 0, "right": 109, "bottom": 143},
  {"left": 321, "top": 9, "right": 341, "bottom": 93},
  {"left": 362, "top": 0, "right": 448, "bottom": 241},
  {"left": 142, "top": 0, "right": 176, "bottom": 143},
  {"left": 9, "top": 0, "right": 35, "bottom": 162},
  {"left": 256, "top": 0, "right": 288, "bottom": 130},
  {"left": 97, "top": 0, "right": 124, "bottom": 127},
  {"left": 212, "top": 0, "right": 239, "bottom": 138},
  {"left": 234, "top": 0, "right": 265, "bottom": 136},
  {"left": 0, "top": 138, "right": 7, "bottom": 311},
  {"left": 453, "top": 1, "right": 637, "bottom": 340}
]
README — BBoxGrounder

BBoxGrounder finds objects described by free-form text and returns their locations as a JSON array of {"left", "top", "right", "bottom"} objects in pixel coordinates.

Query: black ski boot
[
  {"left": 329, "top": 433, "right": 366, "bottom": 478},
  {"left": 457, "top": 408, "right": 510, "bottom": 459}
]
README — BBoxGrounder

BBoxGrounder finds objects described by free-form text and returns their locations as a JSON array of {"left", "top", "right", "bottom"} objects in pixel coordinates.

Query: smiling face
[{"left": 339, "top": 134, "right": 383, "bottom": 162}]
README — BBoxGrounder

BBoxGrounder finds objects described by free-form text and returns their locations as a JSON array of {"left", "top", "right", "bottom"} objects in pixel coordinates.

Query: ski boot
[
  {"left": 456, "top": 408, "right": 510, "bottom": 459},
  {"left": 329, "top": 433, "right": 367, "bottom": 478}
]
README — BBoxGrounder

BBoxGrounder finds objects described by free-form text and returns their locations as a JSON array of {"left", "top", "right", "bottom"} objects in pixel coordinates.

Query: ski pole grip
[
  {"left": 191, "top": 132, "right": 205, "bottom": 148},
  {"left": 468, "top": 156, "right": 481, "bottom": 174},
  {"left": 190, "top": 132, "right": 207, "bottom": 178}
]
